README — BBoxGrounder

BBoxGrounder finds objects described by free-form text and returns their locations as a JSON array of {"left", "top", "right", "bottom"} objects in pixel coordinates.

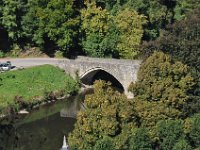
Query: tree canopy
[
  {"left": 0, "top": 0, "right": 198, "bottom": 58},
  {"left": 68, "top": 80, "right": 138, "bottom": 149},
  {"left": 129, "top": 51, "right": 195, "bottom": 127},
  {"left": 142, "top": 9, "right": 200, "bottom": 114},
  {"left": 81, "top": 1, "right": 146, "bottom": 58}
]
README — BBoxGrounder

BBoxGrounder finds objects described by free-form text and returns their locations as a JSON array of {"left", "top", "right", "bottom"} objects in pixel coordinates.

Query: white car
[{"left": 0, "top": 61, "right": 11, "bottom": 71}]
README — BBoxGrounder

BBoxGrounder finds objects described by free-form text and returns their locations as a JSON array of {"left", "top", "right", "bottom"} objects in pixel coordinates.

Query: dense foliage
[
  {"left": 81, "top": 1, "right": 146, "bottom": 58},
  {"left": 68, "top": 80, "right": 138, "bottom": 149},
  {"left": 0, "top": 0, "right": 198, "bottom": 57},
  {"left": 94, "top": 137, "right": 115, "bottom": 150},
  {"left": 142, "top": 9, "right": 200, "bottom": 115},
  {"left": 128, "top": 127, "right": 153, "bottom": 150},
  {"left": 0, "top": 0, "right": 199, "bottom": 149},
  {"left": 129, "top": 51, "right": 195, "bottom": 127},
  {"left": 69, "top": 80, "right": 200, "bottom": 149}
]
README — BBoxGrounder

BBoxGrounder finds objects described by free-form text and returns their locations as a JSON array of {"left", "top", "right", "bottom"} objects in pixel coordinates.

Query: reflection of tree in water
[
  {"left": 0, "top": 99, "right": 78, "bottom": 150},
  {"left": 13, "top": 113, "right": 75, "bottom": 150},
  {"left": 0, "top": 125, "right": 14, "bottom": 150},
  {"left": 60, "top": 93, "right": 87, "bottom": 118},
  {"left": 15, "top": 127, "right": 48, "bottom": 150},
  {"left": 0, "top": 91, "right": 89, "bottom": 150}
]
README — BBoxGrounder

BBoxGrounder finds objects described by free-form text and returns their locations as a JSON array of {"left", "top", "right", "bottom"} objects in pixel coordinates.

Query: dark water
[{"left": 0, "top": 94, "right": 86, "bottom": 150}]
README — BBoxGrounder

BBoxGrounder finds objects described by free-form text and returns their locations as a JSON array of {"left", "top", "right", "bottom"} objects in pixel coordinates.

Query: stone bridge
[
  {"left": 4, "top": 57, "right": 142, "bottom": 98},
  {"left": 58, "top": 56, "right": 142, "bottom": 98}
]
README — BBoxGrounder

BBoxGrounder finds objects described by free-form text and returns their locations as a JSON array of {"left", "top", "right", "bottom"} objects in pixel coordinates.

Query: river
[{"left": 0, "top": 91, "right": 88, "bottom": 150}]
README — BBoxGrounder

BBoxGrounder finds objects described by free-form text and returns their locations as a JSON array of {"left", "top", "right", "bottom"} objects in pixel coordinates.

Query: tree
[
  {"left": 172, "top": 138, "right": 192, "bottom": 150},
  {"left": 156, "top": 120, "right": 184, "bottom": 150},
  {"left": 42, "top": 0, "right": 80, "bottom": 52},
  {"left": 174, "top": 0, "right": 200, "bottom": 20},
  {"left": 1, "top": 0, "right": 27, "bottom": 45},
  {"left": 124, "top": 0, "right": 200, "bottom": 41},
  {"left": 186, "top": 113, "right": 200, "bottom": 148},
  {"left": 128, "top": 127, "right": 153, "bottom": 150},
  {"left": 81, "top": 1, "right": 114, "bottom": 57},
  {"left": 81, "top": 1, "right": 146, "bottom": 58},
  {"left": 22, "top": 0, "right": 80, "bottom": 55},
  {"left": 114, "top": 8, "right": 147, "bottom": 59},
  {"left": 94, "top": 136, "right": 115, "bottom": 150},
  {"left": 129, "top": 51, "right": 195, "bottom": 127},
  {"left": 123, "top": 0, "right": 176, "bottom": 40},
  {"left": 68, "top": 80, "right": 138, "bottom": 150},
  {"left": 0, "top": 1, "right": 9, "bottom": 51},
  {"left": 142, "top": 9, "right": 200, "bottom": 115},
  {"left": 0, "top": 1, "right": 3, "bottom": 26},
  {"left": 21, "top": 0, "right": 40, "bottom": 46}
]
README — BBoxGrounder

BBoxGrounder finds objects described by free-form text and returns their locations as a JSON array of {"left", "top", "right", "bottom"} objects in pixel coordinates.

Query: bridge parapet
[{"left": 58, "top": 56, "right": 142, "bottom": 98}]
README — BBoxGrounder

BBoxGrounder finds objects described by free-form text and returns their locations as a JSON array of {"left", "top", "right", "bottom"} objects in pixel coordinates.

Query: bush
[
  {"left": 9, "top": 45, "right": 22, "bottom": 57},
  {"left": 156, "top": 120, "right": 184, "bottom": 150},
  {"left": 0, "top": 51, "right": 5, "bottom": 58},
  {"left": 188, "top": 113, "right": 200, "bottom": 147},
  {"left": 94, "top": 137, "right": 115, "bottom": 150},
  {"left": 172, "top": 138, "right": 192, "bottom": 150},
  {"left": 128, "top": 128, "right": 153, "bottom": 150},
  {"left": 54, "top": 51, "right": 64, "bottom": 58}
]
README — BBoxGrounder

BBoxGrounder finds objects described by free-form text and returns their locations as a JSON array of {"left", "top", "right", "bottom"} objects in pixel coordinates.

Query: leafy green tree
[
  {"left": 0, "top": 1, "right": 7, "bottom": 50},
  {"left": 81, "top": 1, "right": 114, "bottom": 57},
  {"left": 81, "top": 1, "right": 146, "bottom": 58},
  {"left": 142, "top": 9, "right": 200, "bottom": 115},
  {"left": 22, "top": 0, "right": 80, "bottom": 55},
  {"left": 1, "top": 0, "right": 27, "bottom": 45},
  {"left": 172, "top": 138, "right": 192, "bottom": 150},
  {"left": 186, "top": 113, "right": 200, "bottom": 147},
  {"left": 0, "top": 1, "right": 3, "bottom": 24},
  {"left": 97, "top": 1, "right": 117, "bottom": 8},
  {"left": 128, "top": 127, "right": 153, "bottom": 150},
  {"left": 94, "top": 136, "right": 115, "bottom": 150},
  {"left": 157, "top": 9, "right": 200, "bottom": 72},
  {"left": 68, "top": 80, "right": 138, "bottom": 150},
  {"left": 42, "top": 0, "right": 80, "bottom": 52},
  {"left": 156, "top": 120, "right": 184, "bottom": 150},
  {"left": 124, "top": 0, "right": 176, "bottom": 40},
  {"left": 174, "top": 0, "right": 200, "bottom": 20},
  {"left": 114, "top": 8, "right": 147, "bottom": 59},
  {"left": 124, "top": 0, "right": 199, "bottom": 40},
  {"left": 129, "top": 51, "right": 195, "bottom": 127},
  {"left": 99, "top": 23, "right": 120, "bottom": 58},
  {"left": 21, "top": 0, "right": 39, "bottom": 45}
]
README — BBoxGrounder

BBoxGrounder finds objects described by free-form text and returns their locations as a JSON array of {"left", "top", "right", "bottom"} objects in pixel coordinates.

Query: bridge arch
[{"left": 80, "top": 67, "right": 124, "bottom": 92}]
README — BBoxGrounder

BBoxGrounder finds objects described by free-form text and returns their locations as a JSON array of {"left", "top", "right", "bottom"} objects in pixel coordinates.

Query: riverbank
[{"left": 0, "top": 65, "right": 79, "bottom": 118}]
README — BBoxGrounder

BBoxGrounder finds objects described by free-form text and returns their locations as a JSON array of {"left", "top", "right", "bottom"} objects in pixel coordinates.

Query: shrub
[
  {"left": 94, "top": 136, "right": 115, "bottom": 150},
  {"left": 128, "top": 128, "right": 153, "bottom": 150}
]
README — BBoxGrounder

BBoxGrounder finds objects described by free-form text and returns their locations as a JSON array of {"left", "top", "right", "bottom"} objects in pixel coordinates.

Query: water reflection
[{"left": 0, "top": 95, "right": 84, "bottom": 150}]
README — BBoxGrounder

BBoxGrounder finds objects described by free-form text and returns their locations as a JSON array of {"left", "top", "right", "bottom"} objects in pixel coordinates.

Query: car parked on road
[{"left": 0, "top": 61, "right": 11, "bottom": 71}]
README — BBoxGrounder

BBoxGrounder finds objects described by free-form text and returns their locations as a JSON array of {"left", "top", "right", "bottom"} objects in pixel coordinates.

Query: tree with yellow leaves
[
  {"left": 129, "top": 51, "right": 195, "bottom": 127},
  {"left": 81, "top": 1, "right": 146, "bottom": 58},
  {"left": 114, "top": 8, "right": 147, "bottom": 59},
  {"left": 68, "top": 80, "right": 138, "bottom": 150}
]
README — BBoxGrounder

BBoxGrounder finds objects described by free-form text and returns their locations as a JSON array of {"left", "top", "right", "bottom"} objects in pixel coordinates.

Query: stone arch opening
[{"left": 80, "top": 68, "right": 124, "bottom": 92}]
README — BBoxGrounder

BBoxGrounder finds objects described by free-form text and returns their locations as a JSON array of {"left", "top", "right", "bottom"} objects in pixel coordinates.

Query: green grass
[{"left": 0, "top": 65, "right": 79, "bottom": 114}]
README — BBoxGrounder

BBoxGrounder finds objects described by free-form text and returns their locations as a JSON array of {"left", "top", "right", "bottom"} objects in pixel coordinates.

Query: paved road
[
  {"left": 0, "top": 58, "right": 67, "bottom": 69},
  {"left": 0, "top": 56, "right": 142, "bottom": 71}
]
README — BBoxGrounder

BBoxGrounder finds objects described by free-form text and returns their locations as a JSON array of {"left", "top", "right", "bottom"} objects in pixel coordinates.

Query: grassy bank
[{"left": 0, "top": 65, "right": 79, "bottom": 115}]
